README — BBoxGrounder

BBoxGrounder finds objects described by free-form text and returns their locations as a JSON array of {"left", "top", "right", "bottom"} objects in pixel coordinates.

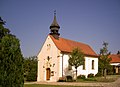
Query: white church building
[{"left": 37, "top": 13, "right": 98, "bottom": 82}]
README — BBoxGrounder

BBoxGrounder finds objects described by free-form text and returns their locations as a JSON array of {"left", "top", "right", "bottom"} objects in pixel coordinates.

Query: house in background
[
  {"left": 109, "top": 53, "right": 120, "bottom": 75},
  {"left": 37, "top": 13, "right": 98, "bottom": 82}
]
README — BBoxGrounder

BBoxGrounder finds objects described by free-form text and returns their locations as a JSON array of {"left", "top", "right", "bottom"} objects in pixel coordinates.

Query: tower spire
[
  {"left": 54, "top": 10, "right": 56, "bottom": 16},
  {"left": 49, "top": 10, "right": 60, "bottom": 39}
]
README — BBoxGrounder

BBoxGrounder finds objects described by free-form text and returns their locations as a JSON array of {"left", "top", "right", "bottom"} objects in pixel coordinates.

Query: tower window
[{"left": 47, "top": 44, "right": 51, "bottom": 50}]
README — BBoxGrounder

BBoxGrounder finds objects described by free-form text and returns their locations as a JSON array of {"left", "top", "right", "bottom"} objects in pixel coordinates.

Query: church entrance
[{"left": 46, "top": 68, "right": 51, "bottom": 80}]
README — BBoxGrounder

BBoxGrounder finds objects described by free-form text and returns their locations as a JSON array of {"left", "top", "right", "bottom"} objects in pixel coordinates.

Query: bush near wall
[
  {"left": 88, "top": 74, "right": 94, "bottom": 78},
  {"left": 77, "top": 75, "right": 86, "bottom": 79},
  {"left": 24, "top": 56, "right": 37, "bottom": 81},
  {"left": 66, "top": 76, "right": 73, "bottom": 82}
]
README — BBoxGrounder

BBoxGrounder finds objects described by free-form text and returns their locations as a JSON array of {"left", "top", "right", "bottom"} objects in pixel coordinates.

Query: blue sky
[{"left": 1, "top": 0, "right": 120, "bottom": 57}]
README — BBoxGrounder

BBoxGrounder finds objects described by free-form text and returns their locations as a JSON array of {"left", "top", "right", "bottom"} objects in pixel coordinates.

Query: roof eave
[{"left": 61, "top": 51, "right": 98, "bottom": 58}]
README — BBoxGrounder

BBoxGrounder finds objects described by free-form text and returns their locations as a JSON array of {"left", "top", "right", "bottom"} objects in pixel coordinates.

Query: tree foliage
[
  {"left": 98, "top": 42, "right": 112, "bottom": 79},
  {"left": 23, "top": 56, "right": 37, "bottom": 81},
  {"left": 0, "top": 17, "right": 24, "bottom": 87},
  {"left": 68, "top": 48, "right": 85, "bottom": 80}
]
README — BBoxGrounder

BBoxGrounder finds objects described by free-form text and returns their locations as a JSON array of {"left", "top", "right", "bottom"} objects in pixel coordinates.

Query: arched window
[
  {"left": 92, "top": 60, "right": 94, "bottom": 69},
  {"left": 83, "top": 60, "right": 85, "bottom": 70}
]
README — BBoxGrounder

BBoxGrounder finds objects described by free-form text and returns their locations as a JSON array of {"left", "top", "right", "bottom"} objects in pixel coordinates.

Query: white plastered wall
[
  {"left": 77, "top": 57, "right": 98, "bottom": 77},
  {"left": 60, "top": 54, "right": 98, "bottom": 78}
]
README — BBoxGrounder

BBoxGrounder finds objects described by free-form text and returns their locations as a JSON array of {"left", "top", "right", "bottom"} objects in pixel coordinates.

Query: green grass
[
  {"left": 77, "top": 75, "right": 120, "bottom": 82},
  {"left": 24, "top": 84, "right": 72, "bottom": 87},
  {"left": 24, "top": 75, "right": 120, "bottom": 87},
  {"left": 24, "top": 84, "right": 100, "bottom": 87}
]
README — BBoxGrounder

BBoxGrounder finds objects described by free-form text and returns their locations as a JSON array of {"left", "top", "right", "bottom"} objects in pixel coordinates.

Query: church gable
[
  {"left": 37, "top": 35, "right": 61, "bottom": 81},
  {"left": 37, "top": 35, "right": 59, "bottom": 60}
]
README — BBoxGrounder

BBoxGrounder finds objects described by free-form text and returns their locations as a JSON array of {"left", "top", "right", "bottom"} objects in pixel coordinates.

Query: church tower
[{"left": 49, "top": 11, "right": 60, "bottom": 39}]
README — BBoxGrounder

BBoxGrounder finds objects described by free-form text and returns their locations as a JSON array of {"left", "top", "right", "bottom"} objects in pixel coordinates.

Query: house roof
[
  {"left": 49, "top": 35, "right": 98, "bottom": 57},
  {"left": 109, "top": 54, "right": 120, "bottom": 63}
]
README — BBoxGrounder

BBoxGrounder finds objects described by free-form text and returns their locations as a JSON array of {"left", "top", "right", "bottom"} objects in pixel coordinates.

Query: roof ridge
[
  {"left": 49, "top": 34, "right": 88, "bottom": 46},
  {"left": 60, "top": 37, "right": 89, "bottom": 46}
]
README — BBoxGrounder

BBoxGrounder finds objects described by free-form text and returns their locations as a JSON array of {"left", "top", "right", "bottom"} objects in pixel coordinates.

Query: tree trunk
[
  {"left": 75, "top": 67, "right": 77, "bottom": 81},
  {"left": 102, "top": 69, "right": 103, "bottom": 76},
  {"left": 104, "top": 68, "right": 107, "bottom": 79}
]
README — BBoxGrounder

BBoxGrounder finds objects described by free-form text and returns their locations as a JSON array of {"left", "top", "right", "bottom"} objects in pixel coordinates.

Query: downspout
[{"left": 62, "top": 53, "right": 64, "bottom": 77}]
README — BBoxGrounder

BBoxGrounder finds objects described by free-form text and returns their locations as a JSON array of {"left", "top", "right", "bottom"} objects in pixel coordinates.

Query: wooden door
[{"left": 46, "top": 68, "right": 50, "bottom": 80}]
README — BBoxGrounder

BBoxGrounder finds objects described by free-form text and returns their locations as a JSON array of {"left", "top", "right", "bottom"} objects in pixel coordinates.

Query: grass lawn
[
  {"left": 24, "top": 84, "right": 72, "bottom": 87},
  {"left": 24, "top": 84, "right": 100, "bottom": 87},
  {"left": 24, "top": 75, "right": 120, "bottom": 87},
  {"left": 77, "top": 75, "right": 120, "bottom": 82}
]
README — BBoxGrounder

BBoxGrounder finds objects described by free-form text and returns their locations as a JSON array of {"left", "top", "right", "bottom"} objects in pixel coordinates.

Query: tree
[
  {"left": 23, "top": 56, "right": 37, "bottom": 81},
  {"left": 0, "top": 17, "right": 24, "bottom": 87},
  {"left": 99, "top": 42, "right": 111, "bottom": 79},
  {"left": 117, "top": 51, "right": 120, "bottom": 54},
  {"left": 68, "top": 48, "right": 85, "bottom": 81}
]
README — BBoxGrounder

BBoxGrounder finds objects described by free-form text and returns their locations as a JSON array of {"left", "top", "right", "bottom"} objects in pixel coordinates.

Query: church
[{"left": 37, "top": 13, "right": 98, "bottom": 82}]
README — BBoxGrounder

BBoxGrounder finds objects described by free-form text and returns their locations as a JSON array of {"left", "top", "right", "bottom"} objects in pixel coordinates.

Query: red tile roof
[
  {"left": 109, "top": 54, "right": 120, "bottom": 63},
  {"left": 49, "top": 35, "right": 98, "bottom": 57}
]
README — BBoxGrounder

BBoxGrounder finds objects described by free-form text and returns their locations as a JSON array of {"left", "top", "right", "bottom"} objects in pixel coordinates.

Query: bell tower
[{"left": 49, "top": 11, "right": 60, "bottom": 39}]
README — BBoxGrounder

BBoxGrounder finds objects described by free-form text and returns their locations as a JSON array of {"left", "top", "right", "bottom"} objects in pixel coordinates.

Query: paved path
[
  {"left": 104, "top": 78, "right": 120, "bottom": 87},
  {"left": 25, "top": 78, "right": 120, "bottom": 87}
]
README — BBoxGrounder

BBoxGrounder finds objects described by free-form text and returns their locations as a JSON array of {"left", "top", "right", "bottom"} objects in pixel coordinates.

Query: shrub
[
  {"left": 26, "top": 71, "right": 37, "bottom": 81},
  {"left": 95, "top": 73, "right": 102, "bottom": 77},
  {"left": 66, "top": 76, "right": 73, "bottom": 82},
  {"left": 77, "top": 75, "right": 86, "bottom": 79},
  {"left": 88, "top": 73, "right": 94, "bottom": 78},
  {"left": 24, "top": 56, "right": 37, "bottom": 81}
]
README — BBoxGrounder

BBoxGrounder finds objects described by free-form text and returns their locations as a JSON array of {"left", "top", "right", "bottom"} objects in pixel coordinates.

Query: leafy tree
[
  {"left": 23, "top": 56, "right": 37, "bottom": 81},
  {"left": 0, "top": 17, "right": 24, "bottom": 87},
  {"left": 68, "top": 48, "right": 85, "bottom": 81},
  {"left": 117, "top": 51, "right": 120, "bottom": 54},
  {"left": 99, "top": 42, "right": 111, "bottom": 79}
]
